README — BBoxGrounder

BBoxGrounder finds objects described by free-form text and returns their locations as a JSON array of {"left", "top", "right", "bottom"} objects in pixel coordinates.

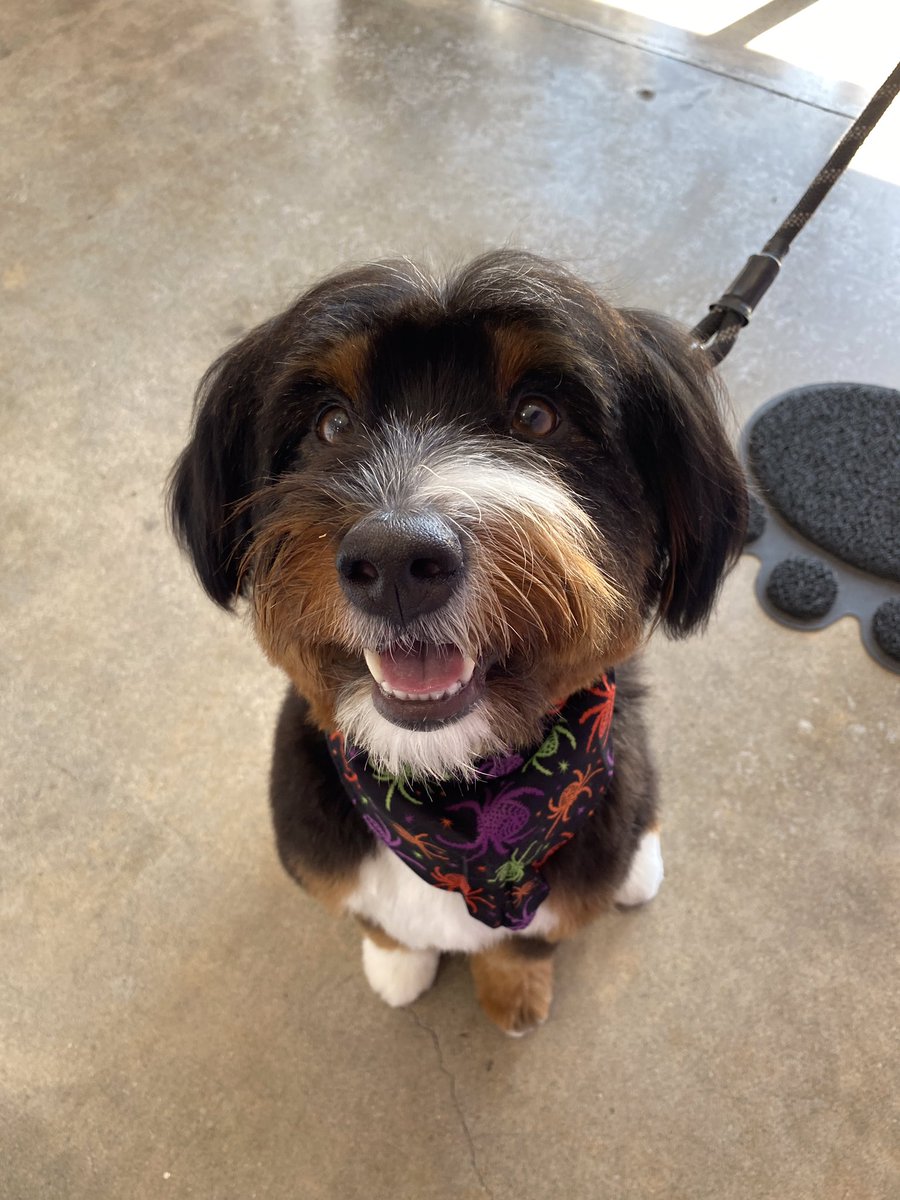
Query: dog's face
[{"left": 170, "top": 251, "right": 746, "bottom": 777}]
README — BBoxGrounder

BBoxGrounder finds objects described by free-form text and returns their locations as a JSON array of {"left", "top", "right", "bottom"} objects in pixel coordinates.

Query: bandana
[{"left": 328, "top": 674, "right": 615, "bottom": 931}]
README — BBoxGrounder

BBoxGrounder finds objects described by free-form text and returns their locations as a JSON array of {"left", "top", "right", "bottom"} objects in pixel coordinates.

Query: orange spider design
[
  {"left": 578, "top": 678, "right": 617, "bottom": 752},
  {"left": 329, "top": 731, "right": 358, "bottom": 784},
  {"left": 545, "top": 763, "right": 606, "bottom": 839},
  {"left": 431, "top": 868, "right": 494, "bottom": 914},
  {"left": 391, "top": 822, "right": 450, "bottom": 861},
  {"left": 510, "top": 879, "right": 537, "bottom": 906},
  {"left": 531, "top": 830, "right": 574, "bottom": 871}
]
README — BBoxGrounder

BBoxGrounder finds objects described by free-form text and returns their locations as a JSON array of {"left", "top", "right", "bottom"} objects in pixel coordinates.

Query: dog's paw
[
  {"left": 361, "top": 938, "right": 440, "bottom": 1007},
  {"left": 614, "top": 828, "right": 664, "bottom": 907},
  {"left": 488, "top": 989, "right": 551, "bottom": 1038},
  {"left": 477, "top": 978, "right": 553, "bottom": 1037},
  {"left": 470, "top": 947, "right": 554, "bottom": 1036}
]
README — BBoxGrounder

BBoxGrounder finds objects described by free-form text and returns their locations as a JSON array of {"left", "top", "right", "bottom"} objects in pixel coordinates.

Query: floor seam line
[{"left": 493, "top": 0, "right": 858, "bottom": 120}]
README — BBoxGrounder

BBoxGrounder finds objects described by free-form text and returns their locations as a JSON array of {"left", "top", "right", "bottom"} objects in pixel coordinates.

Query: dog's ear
[
  {"left": 168, "top": 324, "right": 275, "bottom": 609},
  {"left": 617, "top": 309, "right": 748, "bottom": 637}
]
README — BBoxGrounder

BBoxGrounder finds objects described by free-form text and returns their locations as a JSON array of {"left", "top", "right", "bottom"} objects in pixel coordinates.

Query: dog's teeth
[
  {"left": 459, "top": 655, "right": 476, "bottom": 687},
  {"left": 363, "top": 649, "right": 384, "bottom": 685},
  {"left": 377, "top": 673, "right": 470, "bottom": 704}
]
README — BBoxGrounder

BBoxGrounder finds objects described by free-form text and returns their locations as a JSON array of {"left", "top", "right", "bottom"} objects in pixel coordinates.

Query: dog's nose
[{"left": 336, "top": 511, "right": 464, "bottom": 622}]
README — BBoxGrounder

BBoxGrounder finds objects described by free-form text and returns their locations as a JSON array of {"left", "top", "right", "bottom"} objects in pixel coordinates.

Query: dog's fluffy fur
[{"left": 169, "top": 250, "right": 746, "bottom": 1034}]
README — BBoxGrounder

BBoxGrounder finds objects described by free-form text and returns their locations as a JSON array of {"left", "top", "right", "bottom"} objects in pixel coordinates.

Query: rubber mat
[{"left": 742, "top": 383, "right": 900, "bottom": 673}]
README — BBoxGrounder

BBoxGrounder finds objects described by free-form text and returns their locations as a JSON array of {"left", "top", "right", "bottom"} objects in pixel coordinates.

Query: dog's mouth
[{"left": 363, "top": 643, "right": 485, "bottom": 729}]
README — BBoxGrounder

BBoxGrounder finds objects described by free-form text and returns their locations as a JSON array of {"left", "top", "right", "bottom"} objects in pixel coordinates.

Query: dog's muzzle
[{"left": 336, "top": 510, "right": 464, "bottom": 624}]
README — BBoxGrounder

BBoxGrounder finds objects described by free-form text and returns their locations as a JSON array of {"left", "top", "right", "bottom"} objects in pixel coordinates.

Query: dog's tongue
[{"left": 380, "top": 643, "right": 464, "bottom": 694}]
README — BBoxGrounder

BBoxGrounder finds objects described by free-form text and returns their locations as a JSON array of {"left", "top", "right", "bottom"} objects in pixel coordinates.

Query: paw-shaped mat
[{"left": 742, "top": 383, "right": 900, "bottom": 673}]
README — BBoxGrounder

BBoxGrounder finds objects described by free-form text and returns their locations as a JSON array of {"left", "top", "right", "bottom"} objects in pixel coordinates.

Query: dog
[{"left": 169, "top": 250, "right": 747, "bottom": 1034}]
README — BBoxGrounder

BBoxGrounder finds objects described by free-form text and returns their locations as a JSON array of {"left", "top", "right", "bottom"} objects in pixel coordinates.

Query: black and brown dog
[{"left": 169, "top": 250, "right": 746, "bottom": 1034}]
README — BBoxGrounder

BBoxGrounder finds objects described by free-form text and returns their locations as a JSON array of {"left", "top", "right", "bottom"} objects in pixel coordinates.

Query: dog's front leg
[
  {"left": 470, "top": 938, "right": 556, "bottom": 1036},
  {"left": 613, "top": 827, "right": 664, "bottom": 908},
  {"left": 271, "top": 687, "right": 440, "bottom": 1007},
  {"left": 356, "top": 919, "right": 440, "bottom": 1008},
  {"left": 269, "top": 687, "right": 372, "bottom": 911}
]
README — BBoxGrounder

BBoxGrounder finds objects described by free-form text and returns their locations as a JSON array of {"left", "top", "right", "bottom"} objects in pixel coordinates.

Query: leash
[{"left": 692, "top": 61, "right": 900, "bottom": 364}]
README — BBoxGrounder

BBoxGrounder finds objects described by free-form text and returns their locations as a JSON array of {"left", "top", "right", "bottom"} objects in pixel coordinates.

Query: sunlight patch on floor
[
  {"left": 591, "top": 1, "right": 900, "bottom": 186},
  {"left": 747, "top": 0, "right": 900, "bottom": 90},
  {"left": 748, "top": 1, "right": 900, "bottom": 186},
  {"left": 591, "top": 1, "right": 764, "bottom": 36}
]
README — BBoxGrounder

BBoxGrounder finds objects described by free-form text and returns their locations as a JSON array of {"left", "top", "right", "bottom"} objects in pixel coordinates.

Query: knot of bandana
[{"left": 328, "top": 673, "right": 615, "bottom": 930}]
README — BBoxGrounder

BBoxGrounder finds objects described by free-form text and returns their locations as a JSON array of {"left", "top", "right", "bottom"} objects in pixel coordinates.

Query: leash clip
[
  {"left": 712, "top": 252, "right": 782, "bottom": 325},
  {"left": 691, "top": 252, "right": 782, "bottom": 363}
]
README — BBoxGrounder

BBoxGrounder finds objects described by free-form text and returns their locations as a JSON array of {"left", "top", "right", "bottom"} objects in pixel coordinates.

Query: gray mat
[{"left": 742, "top": 383, "right": 900, "bottom": 674}]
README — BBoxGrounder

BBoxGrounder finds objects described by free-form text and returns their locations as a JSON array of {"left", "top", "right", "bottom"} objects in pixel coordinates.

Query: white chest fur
[
  {"left": 344, "top": 843, "right": 561, "bottom": 953},
  {"left": 344, "top": 829, "right": 663, "bottom": 953}
]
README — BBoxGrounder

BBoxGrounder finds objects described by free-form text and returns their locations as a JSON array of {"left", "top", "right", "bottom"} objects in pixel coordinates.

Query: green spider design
[
  {"left": 490, "top": 842, "right": 541, "bottom": 885},
  {"left": 522, "top": 718, "right": 577, "bottom": 776},
  {"left": 370, "top": 768, "right": 422, "bottom": 812}
]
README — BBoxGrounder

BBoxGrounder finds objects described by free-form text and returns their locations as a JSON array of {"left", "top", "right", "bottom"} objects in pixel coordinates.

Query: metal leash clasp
[{"left": 691, "top": 252, "right": 782, "bottom": 364}]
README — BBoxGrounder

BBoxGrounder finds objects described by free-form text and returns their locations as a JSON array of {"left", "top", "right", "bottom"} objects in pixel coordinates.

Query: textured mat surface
[
  {"left": 743, "top": 384, "right": 900, "bottom": 673},
  {"left": 748, "top": 383, "right": 899, "bottom": 581}
]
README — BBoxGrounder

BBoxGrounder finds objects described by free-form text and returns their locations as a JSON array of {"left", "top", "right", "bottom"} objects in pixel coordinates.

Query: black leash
[{"left": 693, "top": 61, "right": 900, "bottom": 364}]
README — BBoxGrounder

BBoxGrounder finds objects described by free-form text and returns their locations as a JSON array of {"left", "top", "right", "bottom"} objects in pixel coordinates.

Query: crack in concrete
[{"left": 410, "top": 1009, "right": 493, "bottom": 1198}]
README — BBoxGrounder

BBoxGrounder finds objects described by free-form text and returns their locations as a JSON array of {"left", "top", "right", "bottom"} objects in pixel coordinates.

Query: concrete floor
[{"left": 2, "top": 1, "right": 899, "bottom": 1197}]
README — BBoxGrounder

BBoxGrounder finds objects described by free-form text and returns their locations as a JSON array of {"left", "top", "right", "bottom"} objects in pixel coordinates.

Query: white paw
[
  {"left": 614, "top": 829, "right": 664, "bottom": 907},
  {"left": 361, "top": 938, "right": 440, "bottom": 1007}
]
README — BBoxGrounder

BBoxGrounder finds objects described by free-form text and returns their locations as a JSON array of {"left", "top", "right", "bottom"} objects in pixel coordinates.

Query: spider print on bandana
[
  {"left": 369, "top": 766, "right": 423, "bottom": 811},
  {"left": 436, "top": 783, "right": 543, "bottom": 858},
  {"left": 579, "top": 676, "right": 616, "bottom": 752},
  {"left": 521, "top": 717, "right": 577, "bottom": 776},
  {"left": 490, "top": 843, "right": 540, "bottom": 885},
  {"left": 327, "top": 674, "right": 616, "bottom": 930}
]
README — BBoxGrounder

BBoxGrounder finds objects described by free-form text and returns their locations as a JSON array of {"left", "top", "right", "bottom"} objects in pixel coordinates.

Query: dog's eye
[
  {"left": 511, "top": 396, "right": 559, "bottom": 439},
  {"left": 316, "top": 405, "right": 352, "bottom": 445}
]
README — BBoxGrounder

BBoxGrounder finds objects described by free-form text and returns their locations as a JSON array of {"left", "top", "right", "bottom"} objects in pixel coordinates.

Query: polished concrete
[{"left": 2, "top": 2, "right": 899, "bottom": 1197}]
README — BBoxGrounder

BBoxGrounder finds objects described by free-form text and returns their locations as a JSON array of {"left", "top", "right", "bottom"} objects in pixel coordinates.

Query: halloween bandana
[{"left": 327, "top": 674, "right": 615, "bottom": 931}]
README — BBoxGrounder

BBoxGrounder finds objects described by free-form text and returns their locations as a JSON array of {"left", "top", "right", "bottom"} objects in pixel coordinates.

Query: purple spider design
[
  {"left": 478, "top": 751, "right": 525, "bottom": 779},
  {"left": 437, "top": 783, "right": 543, "bottom": 858}
]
